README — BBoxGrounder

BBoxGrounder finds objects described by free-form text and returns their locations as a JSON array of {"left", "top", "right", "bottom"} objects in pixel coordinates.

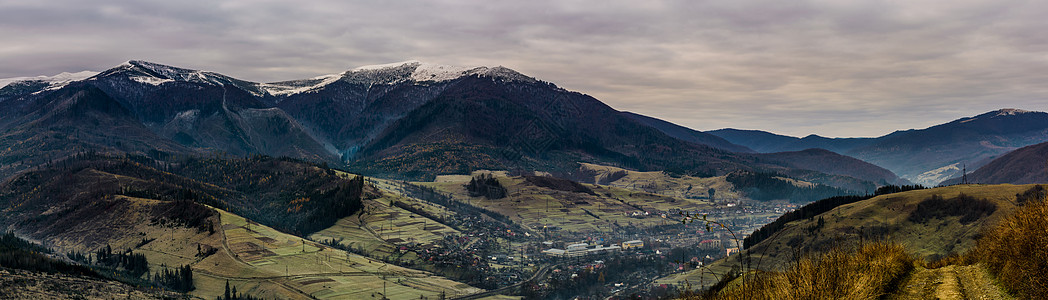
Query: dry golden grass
[
  {"left": 976, "top": 196, "right": 1048, "bottom": 299},
  {"left": 693, "top": 242, "right": 916, "bottom": 300},
  {"left": 667, "top": 184, "right": 1048, "bottom": 300},
  {"left": 663, "top": 184, "right": 1036, "bottom": 289}
]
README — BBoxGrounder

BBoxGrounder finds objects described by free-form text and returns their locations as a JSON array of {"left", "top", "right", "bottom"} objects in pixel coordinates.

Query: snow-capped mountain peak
[
  {"left": 264, "top": 61, "right": 537, "bottom": 97},
  {"left": 409, "top": 62, "right": 485, "bottom": 82},
  {"left": 959, "top": 108, "right": 1041, "bottom": 123},
  {"left": 0, "top": 70, "right": 99, "bottom": 90},
  {"left": 994, "top": 108, "right": 1032, "bottom": 116},
  {"left": 92, "top": 60, "right": 271, "bottom": 97},
  {"left": 349, "top": 60, "right": 534, "bottom": 84},
  {"left": 124, "top": 60, "right": 221, "bottom": 84},
  {"left": 352, "top": 60, "right": 424, "bottom": 72},
  {"left": 9, "top": 60, "right": 542, "bottom": 99}
]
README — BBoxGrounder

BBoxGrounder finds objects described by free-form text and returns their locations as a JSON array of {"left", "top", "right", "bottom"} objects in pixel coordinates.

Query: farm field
[
  {"left": 419, "top": 172, "right": 718, "bottom": 237},
  {"left": 577, "top": 163, "right": 742, "bottom": 201},
  {"left": 91, "top": 199, "right": 482, "bottom": 300},
  {"left": 309, "top": 187, "right": 461, "bottom": 264},
  {"left": 195, "top": 209, "right": 482, "bottom": 299}
]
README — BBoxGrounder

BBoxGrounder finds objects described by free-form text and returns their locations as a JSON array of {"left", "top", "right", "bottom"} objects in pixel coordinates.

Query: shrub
[
  {"left": 907, "top": 193, "right": 996, "bottom": 225},
  {"left": 697, "top": 242, "right": 916, "bottom": 300},
  {"left": 976, "top": 192, "right": 1048, "bottom": 298},
  {"left": 1014, "top": 185, "right": 1046, "bottom": 206}
]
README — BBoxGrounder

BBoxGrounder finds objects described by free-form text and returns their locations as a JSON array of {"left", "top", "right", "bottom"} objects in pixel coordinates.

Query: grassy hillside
[
  {"left": 687, "top": 242, "right": 918, "bottom": 300},
  {"left": 575, "top": 162, "right": 741, "bottom": 201},
  {"left": 682, "top": 241, "right": 1014, "bottom": 300},
  {"left": 0, "top": 153, "right": 482, "bottom": 299},
  {"left": 673, "top": 183, "right": 1048, "bottom": 299},
  {"left": 660, "top": 184, "right": 1038, "bottom": 290},
  {"left": 976, "top": 185, "right": 1048, "bottom": 298},
  {"left": 0, "top": 268, "right": 182, "bottom": 299},
  {"left": 576, "top": 163, "right": 856, "bottom": 204}
]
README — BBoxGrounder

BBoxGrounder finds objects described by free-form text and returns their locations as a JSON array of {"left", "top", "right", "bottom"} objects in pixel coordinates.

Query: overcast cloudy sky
[{"left": 2, "top": 0, "right": 1047, "bottom": 137}]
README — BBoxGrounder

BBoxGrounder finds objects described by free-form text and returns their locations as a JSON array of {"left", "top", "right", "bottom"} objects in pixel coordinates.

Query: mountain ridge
[
  {"left": 941, "top": 140, "right": 1048, "bottom": 185},
  {"left": 621, "top": 111, "right": 754, "bottom": 153},
  {"left": 0, "top": 60, "right": 899, "bottom": 192},
  {"left": 708, "top": 108, "right": 1048, "bottom": 186}
]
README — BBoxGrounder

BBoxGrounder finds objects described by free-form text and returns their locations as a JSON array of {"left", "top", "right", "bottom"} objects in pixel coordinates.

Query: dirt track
[{"left": 888, "top": 265, "right": 1012, "bottom": 300}]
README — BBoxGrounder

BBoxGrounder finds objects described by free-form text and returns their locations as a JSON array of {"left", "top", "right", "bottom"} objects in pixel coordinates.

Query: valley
[{"left": 1, "top": 60, "right": 1047, "bottom": 299}]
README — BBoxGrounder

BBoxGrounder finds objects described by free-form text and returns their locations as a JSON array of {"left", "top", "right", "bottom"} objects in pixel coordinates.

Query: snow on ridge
[
  {"left": 127, "top": 60, "right": 228, "bottom": 86},
  {"left": 348, "top": 61, "right": 532, "bottom": 83},
  {"left": 995, "top": 108, "right": 1032, "bottom": 116},
  {"left": 352, "top": 60, "right": 422, "bottom": 71},
  {"left": 0, "top": 70, "right": 99, "bottom": 89},
  {"left": 129, "top": 76, "right": 174, "bottom": 86},
  {"left": 474, "top": 66, "right": 536, "bottom": 83},
  {"left": 261, "top": 73, "right": 344, "bottom": 96},
  {"left": 410, "top": 63, "right": 483, "bottom": 82}
]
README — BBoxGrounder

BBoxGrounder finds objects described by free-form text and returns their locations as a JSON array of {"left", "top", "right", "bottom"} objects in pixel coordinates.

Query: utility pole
[{"left": 962, "top": 163, "right": 969, "bottom": 185}]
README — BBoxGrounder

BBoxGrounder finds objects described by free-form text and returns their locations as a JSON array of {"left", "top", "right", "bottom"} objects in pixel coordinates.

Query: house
[{"left": 622, "top": 240, "right": 644, "bottom": 249}]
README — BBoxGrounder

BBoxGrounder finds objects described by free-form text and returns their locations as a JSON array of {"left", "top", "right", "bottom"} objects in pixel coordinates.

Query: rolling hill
[
  {"left": 659, "top": 183, "right": 1039, "bottom": 290},
  {"left": 0, "top": 154, "right": 480, "bottom": 299},
  {"left": 755, "top": 148, "right": 906, "bottom": 187}
]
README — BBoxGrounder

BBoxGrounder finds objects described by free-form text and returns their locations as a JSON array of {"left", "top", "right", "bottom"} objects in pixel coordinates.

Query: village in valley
[{"left": 347, "top": 169, "right": 801, "bottom": 298}]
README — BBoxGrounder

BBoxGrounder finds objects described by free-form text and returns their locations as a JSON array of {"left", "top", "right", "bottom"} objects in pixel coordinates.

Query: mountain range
[
  {"left": 0, "top": 60, "right": 908, "bottom": 195},
  {"left": 709, "top": 109, "right": 1048, "bottom": 186},
  {"left": 4, "top": 60, "right": 1048, "bottom": 189}
]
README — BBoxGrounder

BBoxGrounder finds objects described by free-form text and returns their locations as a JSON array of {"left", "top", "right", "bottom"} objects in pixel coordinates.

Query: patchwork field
[
  {"left": 577, "top": 163, "right": 742, "bottom": 201},
  {"left": 194, "top": 209, "right": 482, "bottom": 299},
  {"left": 419, "top": 172, "right": 717, "bottom": 237},
  {"left": 67, "top": 197, "right": 482, "bottom": 300},
  {"left": 310, "top": 188, "right": 460, "bottom": 263}
]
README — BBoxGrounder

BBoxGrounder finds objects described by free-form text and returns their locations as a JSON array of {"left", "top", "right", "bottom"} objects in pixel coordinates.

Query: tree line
[
  {"left": 1, "top": 232, "right": 194, "bottom": 293},
  {"left": 466, "top": 174, "right": 507, "bottom": 199},
  {"left": 725, "top": 171, "right": 852, "bottom": 203}
]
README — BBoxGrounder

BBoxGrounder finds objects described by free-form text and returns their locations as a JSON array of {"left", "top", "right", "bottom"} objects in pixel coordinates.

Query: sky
[{"left": 2, "top": 0, "right": 1047, "bottom": 137}]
